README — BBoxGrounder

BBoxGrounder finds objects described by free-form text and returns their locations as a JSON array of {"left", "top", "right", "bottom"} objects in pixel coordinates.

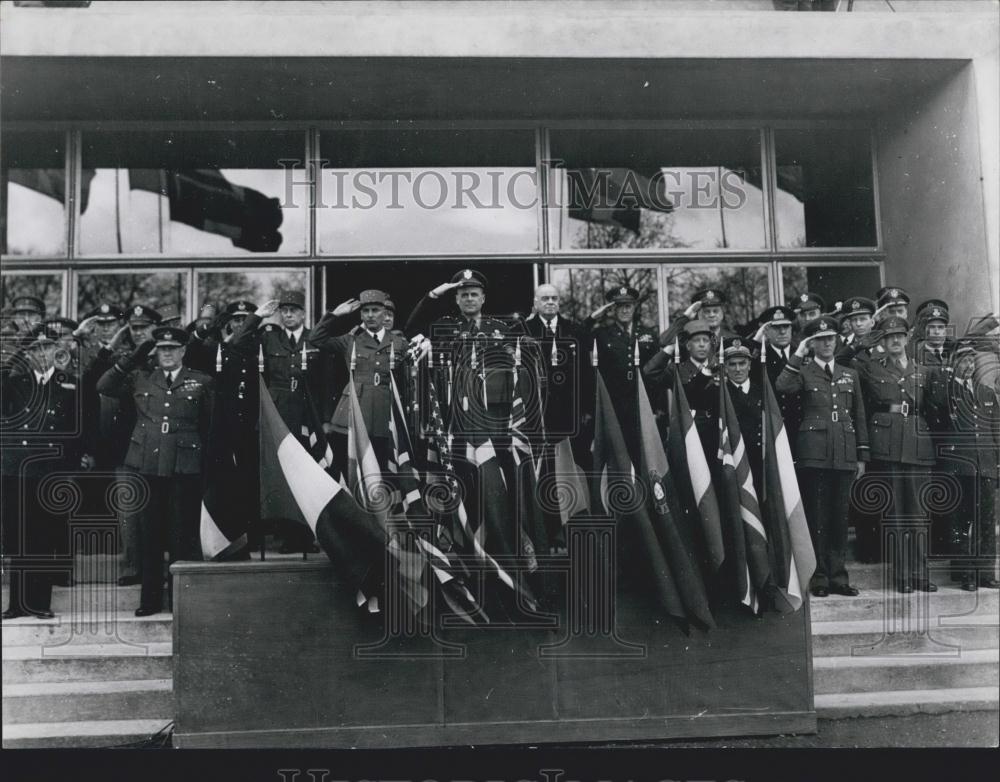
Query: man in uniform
[
  {"left": 752, "top": 305, "right": 803, "bottom": 445},
  {"left": 776, "top": 316, "right": 870, "bottom": 598},
  {"left": 911, "top": 300, "right": 953, "bottom": 366},
  {"left": 2, "top": 329, "right": 94, "bottom": 618},
  {"left": 7, "top": 295, "right": 45, "bottom": 335},
  {"left": 875, "top": 286, "right": 910, "bottom": 323},
  {"left": 836, "top": 296, "right": 881, "bottom": 367},
  {"left": 692, "top": 288, "right": 739, "bottom": 347},
  {"left": 97, "top": 326, "right": 214, "bottom": 616},
  {"left": 792, "top": 292, "right": 825, "bottom": 337},
  {"left": 580, "top": 285, "right": 659, "bottom": 461},
  {"left": 721, "top": 336, "right": 764, "bottom": 492}
]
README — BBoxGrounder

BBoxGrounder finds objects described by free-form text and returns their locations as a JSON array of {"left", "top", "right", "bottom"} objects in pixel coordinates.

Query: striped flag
[
  {"left": 717, "top": 380, "right": 771, "bottom": 614},
  {"left": 199, "top": 395, "right": 249, "bottom": 561},
  {"left": 762, "top": 373, "right": 816, "bottom": 612},
  {"left": 667, "top": 370, "right": 725, "bottom": 574}
]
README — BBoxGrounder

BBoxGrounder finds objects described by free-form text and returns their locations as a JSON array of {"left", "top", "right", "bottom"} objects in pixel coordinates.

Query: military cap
[
  {"left": 383, "top": 298, "right": 396, "bottom": 313},
  {"left": 915, "top": 298, "right": 949, "bottom": 316},
  {"left": 802, "top": 317, "right": 839, "bottom": 340},
  {"left": 278, "top": 292, "right": 306, "bottom": 310},
  {"left": 25, "top": 331, "right": 56, "bottom": 351},
  {"left": 43, "top": 317, "right": 78, "bottom": 338},
  {"left": 225, "top": 300, "right": 256, "bottom": 316},
  {"left": 683, "top": 319, "right": 713, "bottom": 340},
  {"left": 841, "top": 296, "right": 876, "bottom": 318},
  {"left": 793, "top": 292, "right": 825, "bottom": 313},
  {"left": 451, "top": 269, "right": 488, "bottom": 290},
  {"left": 692, "top": 288, "right": 727, "bottom": 307},
  {"left": 880, "top": 316, "right": 909, "bottom": 337},
  {"left": 359, "top": 289, "right": 388, "bottom": 306},
  {"left": 722, "top": 336, "right": 752, "bottom": 360},
  {"left": 87, "top": 303, "right": 125, "bottom": 322},
  {"left": 11, "top": 295, "right": 45, "bottom": 315},
  {"left": 921, "top": 304, "right": 950, "bottom": 324},
  {"left": 152, "top": 325, "right": 189, "bottom": 347},
  {"left": 606, "top": 285, "right": 639, "bottom": 304},
  {"left": 758, "top": 305, "right": 794, "bottom": 326},
  {"left": 876, "top": 286, "right": 910, "bottom": 308},
  {"left": 126, "top": 304, "right": 162, "bottom": 325}
]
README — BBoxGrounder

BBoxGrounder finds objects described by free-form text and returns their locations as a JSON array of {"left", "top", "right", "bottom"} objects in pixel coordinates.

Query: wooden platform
[{"left": 171, "top": 555, "right": 816, "bottom": 748}]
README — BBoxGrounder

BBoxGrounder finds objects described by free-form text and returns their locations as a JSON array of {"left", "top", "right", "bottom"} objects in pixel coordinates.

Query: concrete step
[
  {"left": 808, "top": 585, "right": 999, "bottom": 623},
  {"left": 813, "top": 648, "right": 999, "bottom": 695},
  {"left": 3, "top": 678, "right": 172, "bottom": 724},
  {"left": 843, "top": 561, "right": 997, "bottom": 591},
  {"left": 1, "top": 612, "right": 173, "bottom": 648},
  {"left": 811, "top": 616, "right": 999, "bottom": 657},
  {"left": 1, "top": 718, "right": 173, "bottom": 749},
  {"left": 3, "top": 642, "right": 173, "bottom": 684},
  {"left": 1, "top": 584, "right": 158, "bottom": 614},
  {"left": 815, "top": 686, "right": 1000, "bottom": 719}
]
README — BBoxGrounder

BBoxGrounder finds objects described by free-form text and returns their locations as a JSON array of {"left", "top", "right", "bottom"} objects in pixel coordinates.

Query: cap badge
[
  {"left": 932, "top": 308, "right": 942, "bottom": 317},
  {"left": 851, "top": 301, "right": 860, "bottom": 310},
  {"left": 619, "top": 287, "right": 627, "bottom": 296},
  {"left": 100, "top": 304, "right": 110, "bottom": 314},
  {"left": 800, "top": 294, "right": 809, "bottom": 303},
  {"left": 889, "top": 288, "right": 899, "bottom": 298},
  {"left": 463, "top": 270, "right": 473, "bottom": 280},
  {"left": 733, "top": 338, "right": 741, "bottom": 348},
  {"left": 133, "top": 305, "right": 143, "bottom": 316},
  {"left": 706, "top": 291, "right": 717, "bottom": 301}
]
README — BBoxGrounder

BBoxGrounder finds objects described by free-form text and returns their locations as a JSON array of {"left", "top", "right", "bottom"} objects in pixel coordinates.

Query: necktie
[
  {"left": 288, "top": 332, "right": 296, "bottom": 350},
  {"left": 824, "top": 363, "right": 833, "bottom": 380},
  {"left": 165, "top": 371, "right": 174, "bottom": 385}
]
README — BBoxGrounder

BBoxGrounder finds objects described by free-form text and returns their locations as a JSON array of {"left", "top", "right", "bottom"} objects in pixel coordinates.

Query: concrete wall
[{"left": 877, "top": 61, "right": 999, "bottom": 331}]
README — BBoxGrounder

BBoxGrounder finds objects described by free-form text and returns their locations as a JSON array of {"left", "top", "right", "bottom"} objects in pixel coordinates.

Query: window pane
[
  {"left": 317, "top": 130, "right": 539, "bottom": 255},
  {"left": 197, "top": 269, "right": 309, "bottom": 318},
  {"left": 79, "top": 131, "right": 306, "bottom": 256},
  {"left": 76, "top": 272, "right": 188, "bottom": 324},
  {"left": 549, "top": 267, "right": 659, "bottom": 330},
  {"left": 1, "top": 131, "right": 67, "bottom": 257},
  {"left": 663, "top": 265, "right": 770, "bottom": 330},
  {"left": 781, "top": 263, "right": 883, "bottom": 312},
  {"left": 1, "top": 273, "right": 64, "bottom": 319},
  {"left": 774, "top": 128, "right": 877, "bottom": 248},
  {"left": 548, "top": 129, "right": 766, "bottom": 251}
]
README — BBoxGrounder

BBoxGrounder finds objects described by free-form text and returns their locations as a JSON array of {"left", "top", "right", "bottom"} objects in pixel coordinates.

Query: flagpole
[
  {"left": 760, "top": 336, "right": 767, "bottom": 502},
  {"left": 114, "top": 168, "right": 123, "bottom": 254}
]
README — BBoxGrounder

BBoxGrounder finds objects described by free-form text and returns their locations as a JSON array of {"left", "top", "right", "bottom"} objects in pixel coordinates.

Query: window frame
[{"left": 0, "top": 267, "right": 70, "bottom": 316}]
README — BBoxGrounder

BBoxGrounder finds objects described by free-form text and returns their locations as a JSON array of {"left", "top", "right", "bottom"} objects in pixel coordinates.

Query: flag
[
  {"left": 717, "top": 381, "right": 771, "bottom": 613},
  {"left": 762, "top": 373, "right": 816, "bottom": 613},
  {"left": 508, "top": 356, "right": 545, "bottom": 568},
  {"left": 667, "top": 370, "right": 725, "bottom": 574},
  {"left": 7, "top": 167, "right": 96, "bottom": 213},
  {"left": 567, "top": 167, "right": 673, "bottom": 232},
  {"left": 129, "top": 168, "right": 283, "bottom": 252},
  {"left": 198, "top": 394, "right": 249, "bottom": 561},
  {"left": 549, "top": 437, "right": 590, "bottom": 525}
]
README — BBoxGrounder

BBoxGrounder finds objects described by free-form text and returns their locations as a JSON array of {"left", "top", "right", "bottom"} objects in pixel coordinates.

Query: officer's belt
[
  {"left": 871, "top": 402, "right": 910, "bottom": 416},
  {"left": 268, "top": 382, "right": 303, "bottom": 393},
  {"left": 691, "top": 409, "right": 714, "bottom": 420},
  {"left": 803, "top": 412, "right": 854, "bottom": 424}
]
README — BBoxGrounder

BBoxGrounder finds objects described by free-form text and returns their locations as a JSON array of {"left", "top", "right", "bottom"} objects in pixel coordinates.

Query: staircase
[{"left": 4, "top": 560, "right": 998, "bottom": 747}]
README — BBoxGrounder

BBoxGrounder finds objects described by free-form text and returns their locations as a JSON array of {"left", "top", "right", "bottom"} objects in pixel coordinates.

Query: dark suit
[
  {"left": 2, "top": 365, "right": 87, "bottom": 614},
  {"left": 776, "top": 356, "right": 870, "bottom": 591},
  {"left": 643, "top": 352, "right": 720, "bottom": 465},
  {"left": 727, "top": 379, "right": 764, "bottom": 493},
  {"left": 758, "top": 343, "right": 802, "bottom": 443},
  {"left": 97, "top": 364, "right": 214, "bottom": 611}
]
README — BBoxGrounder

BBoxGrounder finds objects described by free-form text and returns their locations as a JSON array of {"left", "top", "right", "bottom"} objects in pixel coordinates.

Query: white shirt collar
[
  {"left": 689, "top": 357, "right": 705, "bottom": 371},
  {"left": 286, "top": 326, "right": 304, "bottom": 340},
  {"left": 542, "top": 314, "right": 558, "bottom": 332},
  {"left": 366, "top": 327, "right": 386, "bottom": 342},
  {"left": 772, "top": 344, "right": 790, "bottom": 359},
  {"left": 813, "top": 357, "right": 835, "bottom": 373},
  {"left": 732, "top": 379, "right": 750, "bottom": 394},
  {"left": 35, "top": 366, "right": 54, "bottom": 385}
]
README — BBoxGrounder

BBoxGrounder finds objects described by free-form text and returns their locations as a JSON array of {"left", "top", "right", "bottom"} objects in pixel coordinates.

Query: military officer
[
  {"left": 383, "top": 298, "right": 399, "bottom": 334},
  {"left": 692, "top": 288, "right": 740, "bottom": 347},
  {"left": 96, "top": 326, "right": 214, "bottom": 616},
  {"left": 2, "top": 330, "right": 94, "bottom": 619},
  {"left": 792, "top": 292, "right": 825, "bottom": 338},
  {"left": 836, "top": 296, "right": 882, "bottom": 367},
  {"left": 8, "top": 295, "right": 45, "bottom": 335},
  {"left": 875, "top": 286, "right": 910, "bottom": 323},
  {"left": 911, "top": 301, "right": 953, "bottom": 366},
  {"left": 722, "top": 336, "right": 765, "bottom": 492},
  {"left": 776, "top": 316, "right": 870, "bottom": 598},
  {"left": 73, "top": 303, "right": 125, "bottom": 373},
  {"left": 752, "top": 305, "right": 803, "bottom": 443},
  {"left": 309, "top": 289, "right": 410, "bottom": 470},
  {"left": 582, "top": 285, "right": 660, "bottom": 461}
]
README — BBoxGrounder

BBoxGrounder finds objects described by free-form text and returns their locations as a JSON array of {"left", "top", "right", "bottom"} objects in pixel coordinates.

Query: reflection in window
[
  {"left": 79, "top": 131, "right": 306, "bottom": 256},
  {"left": 782, "top": 263, "right": 882, "bottom": 314},
  {"left": 549, "top": 267, "right": 659, "bottom": 330},
  {"left": 1, "top": 273, "right": 63, "bottom": 317},
  {"left": 76, "top": 272, "right": 188, "bottom": 325},
  {"left": 774, "top": 129, "right": 877, "bottom": 248},
  {"left": 548, "top": 129, "right": 767, "bottom": 251},
  {"left": 664, "top": 265, "right": 769, "bottom": 330},
  {"left": 197, "top": 269, "right": 308, "bottom": 317},
  {"left": 317, "top": 130, "right": 538, "bottom": 255},
  {"left": 1, "top": 131, "right": 67, "bottom": 257}
]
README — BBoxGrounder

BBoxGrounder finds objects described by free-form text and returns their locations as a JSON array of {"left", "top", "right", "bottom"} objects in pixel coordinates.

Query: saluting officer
[
  {"left": 97, "top": 326, "right": 214, "bottom": 616},
  {"left": 310, "top": 289, "right": 410, "bottom": 470},
  {"left": 856, "top": 316, "right": 942, "bottom": 593},
  {"left": 2, "top": 329, "right": 94, "bottom": 619},
  {"left": 874, "top": 286, "right": 910, "bottom": 323},
  {"left": 792, "top": 292, "right": 825, "bottom": 341},
  {"left": 752, "top": 305, "right": 803, "bottom": 441},
  {"left": 836, "top": 296, "right": 881, "bottom": 368},
  {"left": 776, "top": 316, "right": 870, "bottom": 598},
  {"left": 7, "top": 295, "right": 45, "bottom": 335},
  {"left": 721, "top": 336, "right": 765, "bottom": 492}
]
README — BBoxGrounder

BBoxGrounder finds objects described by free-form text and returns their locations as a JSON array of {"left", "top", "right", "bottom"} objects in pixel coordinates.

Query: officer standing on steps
[
  {"left": 721, "top": 336, "right": 765, "bottom": 492},
  {"left": 752, "top": 305, "right": 802, "bottom": 442},
  {"left": 776, "top": 316, "right": 870, "bottom": 598}
]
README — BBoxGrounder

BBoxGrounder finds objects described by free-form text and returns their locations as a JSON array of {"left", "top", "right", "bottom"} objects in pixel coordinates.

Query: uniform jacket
[
  {"left": 97, "top": 365, "right": 214, "bottom": 477},
  {"left": 522, "top": 313, "right": 592, "bottom": 439},
  {"left": 857, "top": 355, "right": 941, "bottom": 466},
  {"left": 929, "top": 372, "right": 1000, "bottom": 478},
  {"left": 583, "top": 317, "right": 660, "bottom": 412},
  {"left": 229, "top": 314, "right": 322, "bottom": 436},
  {"left": 643, "top": 352, "right": 720, "bottom": 418},
  {"left": 81, "top": 341, "right": 145, "bottom": 468},
  {"left": 1, "top": 367, "right": 88, "bottom": 478},
  {"left": 727, "top": 379, "right": 764, "bottom": 488},
  {"left": 756, "top": 342, "right": 803, "bottom": 439},
  {"left": 186, "top": 332, "right": 259, "bottom": 428},
  {"left": 775, "top": 356, "right": 870, "bottom": 471},
  {"left": 309, "top": 314, "right": 410, "bottom": 439}
]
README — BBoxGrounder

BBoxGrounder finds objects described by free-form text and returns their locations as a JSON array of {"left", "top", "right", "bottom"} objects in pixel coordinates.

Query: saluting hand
[
  {"left": 107, "top": 324, "right": 131, "bottom": 352},
  {"left": 429, "top": 281, "right": 462, "bottom": 299},
  {"left": 752, "top": 322, "right": 769, "bottom": 344},
  {"left": 683, "top": 300, "right": 703, "bottom": 320},
  {"left": 589, "top": 302, "right": 615, "bottom": 320},
  {"left": 331, "top": 299, "right": 361, "bottom": 317},
  {"left": 794, "top": 336, "right": 812, "bottom": 359},
  {"left": 256, "top": 299, "right": 280, "bottom": 318},
  {"left": 73, "top": 315, "right": 99, "bottom": 338}
]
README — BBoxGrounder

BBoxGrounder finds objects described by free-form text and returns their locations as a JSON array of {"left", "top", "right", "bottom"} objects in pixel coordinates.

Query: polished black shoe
[
  {"left": 2, "top": 607, "right": 25, "bottom": 620},
  {"left": 961, "top": 579, "right": 979, "bottom": 592},
  {"left": 117, "top": 575, "right": 141, "bottom": 587},
  {"left": 134, "top": 607, "right": 160, "bottom": 617},
  {"left": 829, "top": 584, "right": 860, "bottom": 597},
  {"left": 897, "top": 583, "right": 914, "bottom": 594},
  {"left": 810, "top": 586, "right": 829, "bottom": 598},
  {"left": 26, "top": 609, "right": 55, "bottom": 619},
  {"left": 913, "top": 581, "right": 938, "bottom": 593},
  {"left": 979, "top": 577, "right": 1000, "bottom": 589}
]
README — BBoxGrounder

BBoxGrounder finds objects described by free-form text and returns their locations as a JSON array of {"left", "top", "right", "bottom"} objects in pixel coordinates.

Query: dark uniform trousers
[
  {"left": 858, "top": 357, "right": 941, "bottom": 588},
  {"left": 776, "top": 356, "right": 870, "bottom": 591},
  {"left": 2, "top": 370, "right": 86, "bottom": 614},
  {"left": 97, "top": 365, "right": 214, "bottom": 611}
]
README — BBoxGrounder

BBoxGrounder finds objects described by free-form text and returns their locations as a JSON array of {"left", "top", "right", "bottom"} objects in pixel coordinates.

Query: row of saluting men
[{"left": 2, "top": 273, "right": 998, "bottom": 618}]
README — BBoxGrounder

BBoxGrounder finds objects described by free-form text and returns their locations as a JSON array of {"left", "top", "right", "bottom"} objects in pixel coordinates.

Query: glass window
[
  {"left": 317, "top": 129, "right": 539, "bottom": 255},
  {"left": 78, "top": 130, "right": 307, "bottom": 257},
  {"left": 76, "top": 271, "right": 188, "bottom": 324},
  {"left": 1, "top": 131, "right": 67, "bottom": 257},
  {"left": 548, "top": 129, "right": 767, "bottom": 252},
  {"left": 663, "top": 265, "right": 770, "bottom": 330},
  {"left": 781, "top": 262, "right": 883, "bottom": 312},
  {"left": 1, "top": 273, "right": 64, "bottom": 320},
  {"left": 774, "top": 128, "right": 877, "bottom": 248},
  {"left": 548, "top": 266, "right": 659, "bottom": 330},
  {"left": 196, "top": 269, "right": 309, "bottom": 320}
]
